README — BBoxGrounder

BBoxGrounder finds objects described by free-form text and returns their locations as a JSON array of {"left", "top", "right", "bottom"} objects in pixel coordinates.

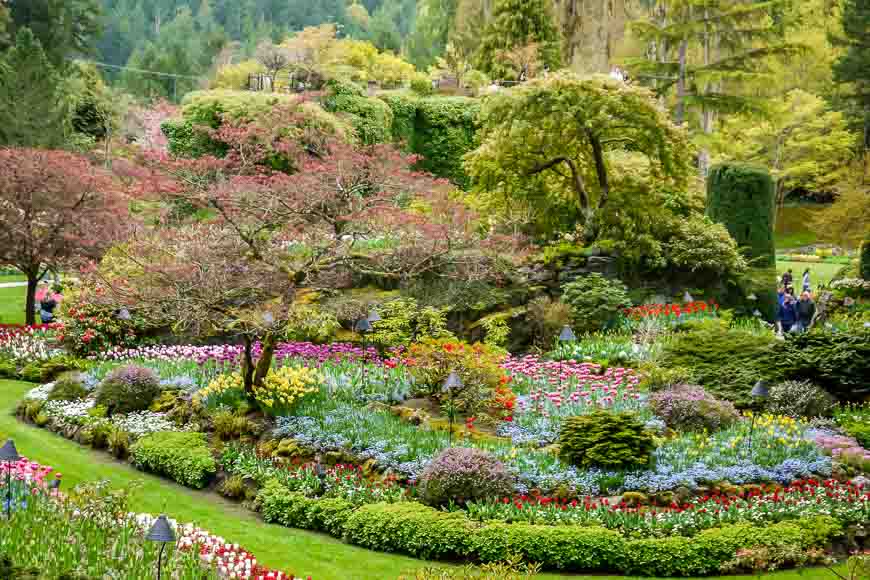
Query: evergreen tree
[
  {"left": 0, "top": 28, "right": 71, "bottom": 148},
  {"left": 3, "top": 0, "right": 102, "bottom": 64},
  {"left": 408, "top": 0, "right": 457, "bottom": 69},
  {"left": 474, "top": 0, "right": 561, "bottom": 80},
  {"left": 832, "top": 0, "right": 870, "bottom": 157}
]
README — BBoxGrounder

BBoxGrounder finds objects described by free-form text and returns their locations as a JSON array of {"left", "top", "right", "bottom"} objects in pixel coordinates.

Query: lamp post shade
[
  {"left": 354, "top": 318, "right": 373, "bottom": 333},
  {"left": 117, "top": 308, "right": 131, "bottom": 321},
  {"left": 751, "top": 380, "right": 770, "bottom": 398},
  {"left": 145, "top": 515, "right": 176, "bottom": 543},
  {"left": 0, "top": 440, "right": 20, "bottom": 463},
  {"left": 442, "top": 371, "right": 463, "bottom": 393},
  {"left": 367, "top": 310, "right": 381, "bottom": 323},
  {"left": 558, "top": 325, "right": 576, "bottom": 342}
]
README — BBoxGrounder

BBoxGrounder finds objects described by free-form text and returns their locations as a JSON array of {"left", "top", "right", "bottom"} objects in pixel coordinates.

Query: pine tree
[
  {"left": 3, "top": 0, "right": 102, "bottom": 64},
  {"left": 0, "top": 28, "right": 71, "bottom": 148},
  {"left": 832, "top": 0, "right": 870, "bottom": 159},
  {"left": 475, "top": 0, "right": 561, "bottom": 80}
]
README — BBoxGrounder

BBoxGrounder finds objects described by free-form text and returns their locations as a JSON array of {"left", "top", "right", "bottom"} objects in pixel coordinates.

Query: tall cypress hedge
[{"left": 706, "top": 163, "right": 776, "bottom": 268}]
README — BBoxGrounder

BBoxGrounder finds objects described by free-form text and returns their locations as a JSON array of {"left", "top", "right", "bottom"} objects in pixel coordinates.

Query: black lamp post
[
  {"left": 557, "top": 325, "right": 576, "bottom": 390},
  {"left": 146, "top": 514, "right": 176, "bottom": 580},
  {"left": 0, "top": 439, "right": 20, "bottom": 519},
  {"left": 442, "top": 371, "right": 463, "bottom": 447},
  {"left": 747, "top": 380, "right": 769, "bottom": 458}
]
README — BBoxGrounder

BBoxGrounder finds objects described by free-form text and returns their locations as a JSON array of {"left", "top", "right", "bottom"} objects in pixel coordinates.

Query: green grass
[
  {"left": 0, "top": 379, "right": 847, "bottom": 580},
  {"left": 774, "top": 230, "right": 819, "bottom": 250},
  {"left": 0, "top": 285, "right": 25, "bottom": 325},
  {"left": 777, "top": 260, "right": 847, "bottom": 287}
]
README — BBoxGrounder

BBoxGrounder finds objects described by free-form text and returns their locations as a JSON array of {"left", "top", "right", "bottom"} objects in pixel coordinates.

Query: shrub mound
[
  {"left": 418, "top": 448, "right": 514, "bottom": 507},
  {"left": 47, "top": 373, "right": 88, "bottom": 402},
  {"left": 650, "top": 384, "right": 739, "bottom": 432},
  {"left": 96, "top": 365, "right": 162, "bottom": 414},
  {"left": 559, "top": 411, "right": 654, "bottom": 469},
  {"left": 130, "top": 431, "right": 216, "bottom": 488},
  {"left": 561, "top": 274, "right": 631, "bottom": 333},
  {"left": 766, "top": 380, "right": 835, "bottom": 418}
]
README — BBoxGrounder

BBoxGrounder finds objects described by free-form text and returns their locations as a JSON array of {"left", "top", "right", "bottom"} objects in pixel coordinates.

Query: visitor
[
  {"left": 802, "top": 268, "right": 811, "bottom": 293},
  {"left": 37, "top": 284, "right": 61, "bottom": 324},
  {"left": 781, "top": 269, "right": 793, "bottom": 289},
  {"left": 777, "top": 293, "right": 798, "bottom": 334},
  {"left": 796, "top": 292, "right": 816, "bottom": 331},
  {"left": 777, "top": 287, "right": 786, "bottom": 307}
]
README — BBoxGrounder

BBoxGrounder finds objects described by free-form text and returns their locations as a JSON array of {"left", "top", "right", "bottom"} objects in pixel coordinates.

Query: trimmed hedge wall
[
  {"left": 256, "top": 480, "right": 844, "bottom": 576},
  {"left": 706, "top": 163, "right": 776, "bottom": 268},
  {"left": 322, "top": 80, "right": 393, "bottom": 145},
  {"left": 379, "top": 93, "right": 481, "bottom": 187}
]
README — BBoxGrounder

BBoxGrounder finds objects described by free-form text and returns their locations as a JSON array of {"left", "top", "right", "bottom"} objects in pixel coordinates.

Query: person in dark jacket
[
  {"left": 778, "top": 294, "right": 798, "bottom": 333},
  {"left": 781, "top": 269, "right": 793, "bottom": 289},
  {"left": 796, "top": 291, "right": 816, "bottom": 331}
]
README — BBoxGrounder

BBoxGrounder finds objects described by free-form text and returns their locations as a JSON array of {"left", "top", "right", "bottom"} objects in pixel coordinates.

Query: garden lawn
[
  {"left": 0, "top": 379, "right": 847, "bottom": 580},
  {"left": 777, "top": 260, "right": 846, "bottom": 287},
  {"left": 0, "top": 285, "right": 25, "bottom": 325}
]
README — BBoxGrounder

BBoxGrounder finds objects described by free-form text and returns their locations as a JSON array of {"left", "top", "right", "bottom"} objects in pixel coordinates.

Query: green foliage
[
  {"left": 323, "top": 79, "right": 393, "bottom": 145},
  {"left": 662, "top": 215, "right": 747, "bottom": 277},
  {"left": 95, "top": 365, "right": 163, "bottom": 415},
  {"left": 558, "top": 411, "right": 655, "bottom": 470},
  {"left": 706, "top": 163, "right": 776, "bottom": 268},
  {"left": 284, "top": 303, "right": 340, "bottom": 343},
  {"left": 775, "top": 327, "right": 870, "bottom": 401},
  {"left": 474, "top": 0, "right": 561, "bottom": 79},
  {"left": 410, "top": 75, "right": 434, "bottom": 96},
  {"left": 369, "top": 298, "right": 454, "bottom": 348},
  {"left": 418, "top": 448, "right": 514, "bottom": 507},
  {"left": 835, "top": 403, "right": 870, "bottom": 447},
  {"left": 379, "top": 93, "right": 480, "bottom": 185},
  {"left": 343, "top": 502, "right": 474, "bottom": 560},
  {"left": 47, "top": 373, "right": 88, "bottom": 402},
  {"left": 765, "top": 380, "right": 835, "bottom": 418},
  {"left": 561, "top": 274, "right": 631, "bottom": 333},
  {"left": 19, "top": 355, "right": 89, "bottom": 383},
  {"left": 130, "top": 431, "right": 216, "bottom": 489},
  {"left": 480, "top": 316, "right": 510, "bottom": 350},
  {"left": 832, "top": 0, "right": 870, "bottom": 143},
  {"left": 659, "top": 321, "right": 780, "bottom": 406},
  {"left": 257, "top": 479, "right": 355, "bottom": 537}
]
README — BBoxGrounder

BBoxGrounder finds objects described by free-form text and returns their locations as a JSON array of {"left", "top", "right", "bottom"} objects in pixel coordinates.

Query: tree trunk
[
  {"left": 253, "top": 332, "right": 277, "bottom": 387},
  {"left": 25, "top": 273, "right": 38, "bottom": 327},
  {"left": 241, "top": 336, "right": 255, "bottom": 395},
  {"left": 675, "top": 40, "right": 688, "bottom": 126}
]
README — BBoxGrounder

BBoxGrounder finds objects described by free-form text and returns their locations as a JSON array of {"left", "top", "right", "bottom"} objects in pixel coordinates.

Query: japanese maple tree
[
  {"left": 96, "top": 106, "right": 520, "bottom": 393},
  {"left": 0, "top": 147, "right": 129, "bottom": 325}
]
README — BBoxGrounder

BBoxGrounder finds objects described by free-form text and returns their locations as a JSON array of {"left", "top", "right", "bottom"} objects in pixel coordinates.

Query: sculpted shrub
[
  {"left": 559, "top": 411, "right": 654, "bottom": 469},
  {"left": 561, "top": 274, "right": 632, "bottom": 333},
  {"left": 650, "top": 384, "right": 739, "bottom": 432},
  {"left": 130, "top": 431, "right": 216, "bottom": 488},
  {"left": 95, "top": 365, "right": 162, "bottom": 414},
  {"left": 419, "top": 447, "right": 515, "bottom": 507}
]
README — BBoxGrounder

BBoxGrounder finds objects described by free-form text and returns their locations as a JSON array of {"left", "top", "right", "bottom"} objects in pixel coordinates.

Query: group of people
[{"left": 776, "top": 268, "right": 815, "bottom": 333}]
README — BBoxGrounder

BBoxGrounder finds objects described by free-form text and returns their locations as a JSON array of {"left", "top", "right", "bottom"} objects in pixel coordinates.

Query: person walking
[
  {"left": 796, "top": 292, "right": 816, "bottom": 331},
  {"left": 802, "top": 268, "right": 811, "bottom": 293},
  {"left": 778, "top": 293, "right": 798, "bottom": 334},
  {"left": 781, "top": 269, "right": 793, "bottom": 289}
]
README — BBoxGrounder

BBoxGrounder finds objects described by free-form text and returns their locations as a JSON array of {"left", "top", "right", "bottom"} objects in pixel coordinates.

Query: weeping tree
[{"left": 94, "top": 105, "right": 519, "bottom": 393}]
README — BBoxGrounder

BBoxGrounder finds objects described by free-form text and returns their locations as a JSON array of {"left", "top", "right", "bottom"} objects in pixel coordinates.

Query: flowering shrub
[
  {"left": 765, "top": 380, "right": 835, "bottom": 418},
  {"left": 649, "top": 384, "right": 739, "bottom": 432},
  {"left": 58, "top": 295, "right": 145, "bottom": 357},
  {"left": 406, "top": 339, "right": 507, "bottom": 415},
  {"left": 814, "top": 433, "right": 870, "bottom": 472},
  {"left": 253, "top": 365, "right": 322, "bottom": 416},
  {"left": 559, "top": 411, "right": 655, "bottom": 469},
  {"left": 462, "top": 479, "right": 869, "bottom": 539},
  {"left": 112, "top": 411, "right": 186, "bottom": 438},
  {"left": 419, "top": 448, "right": 515, "bottom": 507},
  {"left": 96, "top": 364, "right": 162, "bottom": 414}
]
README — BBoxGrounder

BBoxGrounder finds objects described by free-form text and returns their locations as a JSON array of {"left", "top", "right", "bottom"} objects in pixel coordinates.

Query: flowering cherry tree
[
  {"left": 0, "top": 148, "right": 129, "bottom": 325},
  {"left": 96, "top": 107, "right": 520, "bottom": 393}
]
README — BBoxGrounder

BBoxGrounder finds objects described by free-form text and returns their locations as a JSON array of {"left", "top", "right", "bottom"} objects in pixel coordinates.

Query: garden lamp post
[
  {"left": 747, "top": 380, "right": 769, "bottom": 457},
  {"left": 557, "top": 325, "right": 576, "bottom": 390},
  {"left": 0, "top": 439, "right": 20, "bottom": 519},
  {"left": 443, "top": 371, "right": 463, "bottom": 447},
  {"left": 146, "top": 514, "right": 175, "bottom": 580}
]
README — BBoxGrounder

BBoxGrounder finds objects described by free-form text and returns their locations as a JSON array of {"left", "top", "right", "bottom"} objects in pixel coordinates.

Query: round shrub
[
  {"left": 559, "top": 411, "right": 654, "bottom": 469},
  {"left": 47, "top": 373, "right": 88, "bottom": 401},
  {"left": 96, "top": 365, "right": 162, "bottom": 415},
  {"left": 766, "top": 380, "right": 835, "bottom": 418},
  {"left": 419, "top": 447, "right": 514, "bottom": 507},
  {"left": 649, "top": 384, "right": 739, "bottom": 432},
  {"left": 561, "top": 274, "right": 632, "bottom": 333}
]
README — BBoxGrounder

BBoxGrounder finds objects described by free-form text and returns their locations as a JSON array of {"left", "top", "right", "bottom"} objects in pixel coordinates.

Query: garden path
[
  {"left": 0, "top": 281, "right": 26, "bottom": 288},
  {"left": 0, "top": 379, "right": 846, "bottom": 580}
]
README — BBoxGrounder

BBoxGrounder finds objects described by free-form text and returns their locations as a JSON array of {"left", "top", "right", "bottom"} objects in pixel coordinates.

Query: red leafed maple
[
  {"left": 98, "top": 107, "right": 522, "bottom": 393},
  {"left": 0, "top": 148, "right": 130, "bottom": 325}
]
